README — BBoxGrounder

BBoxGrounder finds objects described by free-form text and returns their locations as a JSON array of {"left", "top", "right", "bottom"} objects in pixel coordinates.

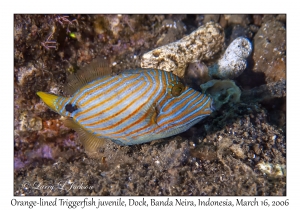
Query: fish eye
[
  {"left": 168, "top": 81, "right": 185, "bottom": 97},
  {"left": 65, "top": 103, "right": 78, "bottom": 113}
]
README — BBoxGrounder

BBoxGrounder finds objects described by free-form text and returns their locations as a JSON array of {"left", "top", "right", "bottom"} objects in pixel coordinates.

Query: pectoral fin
[
  {"left": 145, "top": 105, "right": 158, "bottom": 125},
  {"left": 140, "top": 99, "right": 158, "bottom": 125}
]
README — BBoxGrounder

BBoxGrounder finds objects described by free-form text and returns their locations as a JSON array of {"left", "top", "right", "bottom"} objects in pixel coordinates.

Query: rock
[
  {"left": 276, "top": 14, "right": 286, "bottom": 23},
  {"left": 229, "top": 25, "right": 253, "bottom": 43},
  {"left": 224, "top": 14, "right": 251, "bottom": 27},
  {"left": 253, "top": 14, "right": 263, "bottom": 26},
  {"left": 155, "top": 19, "right": 186, "bottom": 47},
  {"left": 230, "top": 144, "right": 245, "bottom": 159},
  {"left": 201, "top": 14, "right": 220, "bottom": 25},
  {"left": 241, "top": 79, "right": 286, "bottom": 103},
  {"left": 208, "top": 37, "right": 252, "bottom": 79},
  {"left": 252, "top": 19, "right": 286, "bottom": 83},
  {"left": 253, "top": 144, "right": 261, "bottom": 155},
  {"left": 184, "top": 62, "right": 211, "bottom": 89},
  {"left": 141, "top": 22, "right": 224, "bottom": 78},
  {"left": 185, "top": 37, "right": 252, "bottom": 91}
]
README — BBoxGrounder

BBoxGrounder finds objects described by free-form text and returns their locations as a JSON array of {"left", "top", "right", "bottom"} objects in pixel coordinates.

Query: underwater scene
[{"left": 14, "top": 14, "right": 286, "bottom": 196}]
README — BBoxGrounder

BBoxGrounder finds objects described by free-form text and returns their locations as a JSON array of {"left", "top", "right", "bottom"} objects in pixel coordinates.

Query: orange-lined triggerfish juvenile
[{"left": 37, "top": 58, "right": 214, "bottom": 153}]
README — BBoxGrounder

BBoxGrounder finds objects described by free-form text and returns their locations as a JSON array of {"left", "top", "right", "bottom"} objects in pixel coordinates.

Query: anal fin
[{"left": 63, "top": 118, "right": 106, "bottom": 154}]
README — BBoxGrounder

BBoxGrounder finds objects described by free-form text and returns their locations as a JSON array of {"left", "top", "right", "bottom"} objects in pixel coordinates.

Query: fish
[{"left": 37, "top": 58, "right": 214, "bottom": 153}]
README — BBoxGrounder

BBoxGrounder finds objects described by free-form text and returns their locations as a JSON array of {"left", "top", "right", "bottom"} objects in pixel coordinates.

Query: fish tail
[{"left": 37, "top": 91, "right": 61, "bottom": 113}]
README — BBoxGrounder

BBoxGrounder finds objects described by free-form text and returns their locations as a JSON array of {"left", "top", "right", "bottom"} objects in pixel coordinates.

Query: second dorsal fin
[{"left": 64, "top": 57, "right": 112, "bottom": 95}]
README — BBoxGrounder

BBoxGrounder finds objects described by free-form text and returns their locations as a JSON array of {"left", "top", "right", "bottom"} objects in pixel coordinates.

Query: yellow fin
[
  {"left": 36, "top": 92, "right": 59, "bottom": 112},
  {"left": 63, "top": 118, "right": 106, "bottom": 153},
  {"left": 64, "top": 58, "right": 112, "bottom": 95}
]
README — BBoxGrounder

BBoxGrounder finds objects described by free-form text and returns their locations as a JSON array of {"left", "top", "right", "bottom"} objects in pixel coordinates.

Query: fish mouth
[{"left": 36, "top": 91, "right": 59, "bottom": 112}]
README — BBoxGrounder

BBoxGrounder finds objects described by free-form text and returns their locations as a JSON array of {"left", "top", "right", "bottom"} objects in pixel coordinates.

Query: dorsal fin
[
  {"left": 63, "top": 118, "right": 106, "bottom": 154},
  {"left": 64, "top": 58, "right": 112, "bottom": 95}
]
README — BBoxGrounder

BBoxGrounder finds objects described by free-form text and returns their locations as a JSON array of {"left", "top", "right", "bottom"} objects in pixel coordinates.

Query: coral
[
  {"left": 141, "top": 22, "right": 224, "bottom": 78},
  {"left": 19, "top": 111, "right": 42, "bottom": 132},
  {"left": 257, "top": 162, "right": 286, "bottom": 178},
  {"left": 107, "top": 15, "right": 122, "bottom": 39},
  {"left": 37, "top": 117, "right": 70, "bottom": 141},
  {"left": 208, "top": 37, "right": 252, "bottom": 79},
  {"left": 200, "top": 80, "right": 241, "bottom": 110}
]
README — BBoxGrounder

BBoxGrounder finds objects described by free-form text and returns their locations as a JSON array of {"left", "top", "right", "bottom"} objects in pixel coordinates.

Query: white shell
[{"left": 209, "top": 37, "right": 252, "bottom": 79}]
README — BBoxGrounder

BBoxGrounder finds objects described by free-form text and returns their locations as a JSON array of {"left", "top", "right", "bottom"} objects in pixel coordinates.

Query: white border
[{"left": 2, "top": 0, "right": 298, "bottom": 209}]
